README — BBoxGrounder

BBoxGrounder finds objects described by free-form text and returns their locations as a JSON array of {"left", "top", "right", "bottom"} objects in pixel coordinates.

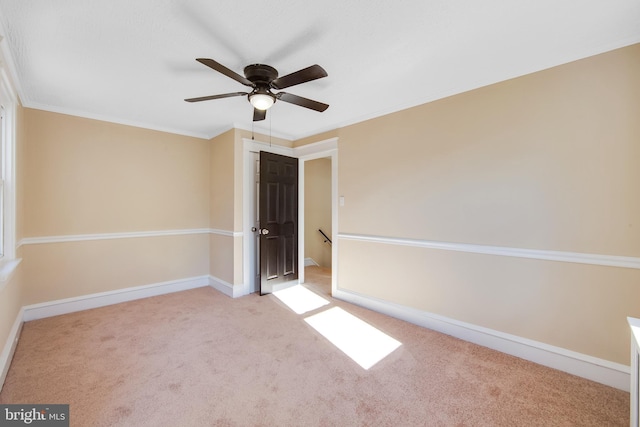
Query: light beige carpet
[{"left": 0, "top": 267, "right": 629, "bottom": 426}]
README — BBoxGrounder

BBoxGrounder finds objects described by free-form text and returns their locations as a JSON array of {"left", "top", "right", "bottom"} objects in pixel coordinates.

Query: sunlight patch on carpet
[
  {"left": 273, "top": 285, "right": 330, "bottom": 315},
  {"left": 305, "top": 307, "right": 402, "bottom": 369}
]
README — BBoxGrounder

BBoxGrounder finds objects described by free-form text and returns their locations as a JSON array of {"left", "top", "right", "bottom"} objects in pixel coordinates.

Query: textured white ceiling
[{"left": 0, "top": 0, "right": 639, "bottom": 140}]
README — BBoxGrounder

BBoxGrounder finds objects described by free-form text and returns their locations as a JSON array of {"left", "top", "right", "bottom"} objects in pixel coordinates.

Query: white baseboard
[
  {"left": 0, "top": 307, "right": 24, "bottom": 393},
  {"left": 333, "top": 288, "right": 630, "bottom": 391},
  {"left": 304, "top": 258, "right": 319, "bottom": 267},
  {"left": 6, "top": 276, "right": 627, "bottom": 393},
  {"left": 208, "top": 275, "right": 244, "bottom": 298},
  {"left": 23, "top": 276, "right": 210, "bottom": 322}
]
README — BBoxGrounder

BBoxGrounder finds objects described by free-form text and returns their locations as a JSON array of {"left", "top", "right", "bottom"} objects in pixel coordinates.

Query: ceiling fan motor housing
[{"left": 244, "top": 64, "right": 278, "bottom": 86}]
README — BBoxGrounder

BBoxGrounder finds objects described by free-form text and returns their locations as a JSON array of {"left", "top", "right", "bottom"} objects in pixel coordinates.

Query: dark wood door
[{"left": 259, "top": 151, "right": 298, "bottom": 295}]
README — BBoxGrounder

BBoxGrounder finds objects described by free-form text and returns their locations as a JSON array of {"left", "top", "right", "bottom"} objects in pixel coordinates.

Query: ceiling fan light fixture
[
  {"left": 187, "top": 59, "right": 328, "bottom": 122},
  {"left": 249, "top": 92, "right": 275, "bottom": 110}
]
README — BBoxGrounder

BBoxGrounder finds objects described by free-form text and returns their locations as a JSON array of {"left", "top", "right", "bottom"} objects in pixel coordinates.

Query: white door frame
[{"left": 242, "top": 137, "right": 338, "bottom": 296}]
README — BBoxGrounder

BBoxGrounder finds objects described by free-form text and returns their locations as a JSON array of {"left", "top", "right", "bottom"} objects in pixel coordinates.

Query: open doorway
[{"left": 302, "top": 157, "right": 332, "bottom": 296}]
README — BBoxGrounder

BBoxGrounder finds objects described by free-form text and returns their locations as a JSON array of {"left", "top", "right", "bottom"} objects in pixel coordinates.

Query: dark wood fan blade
[
  {"left": 271, "top": 64, "right": 327, "bottom": 90},
  {"left": 184, "top": 92, "right": 248, "bottom": 102},
  {"left": 253, "top": 108, "right": 266, "bottom": 121},
  {"left": 196, "top": 58, "right": 254, "bottom": 87},
  {"left": 275, "top": 92, "right": 329, "bottom": 112}
]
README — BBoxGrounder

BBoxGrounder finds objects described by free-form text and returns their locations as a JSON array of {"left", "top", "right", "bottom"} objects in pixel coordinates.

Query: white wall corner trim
[
  {"left": 0, "top": 307, "right": 24, "bottom": 392},
  {"left": 17, "top": 229, "right": 221, "bottom": 247},
  {"left": 22, "top": 276, "right": 210, "bottom": 322},
  {"left": 333, "top": 288, "right": 630, "bottom": 391},
  {"left": 338, "top": 233, "right": 640, "bottom": 270},
  {"left": 208, "top": 275, "right": 243, "bottom": 298}
]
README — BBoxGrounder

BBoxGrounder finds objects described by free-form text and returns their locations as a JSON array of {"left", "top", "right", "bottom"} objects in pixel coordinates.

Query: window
[
  {"left": 0, "top": 105, "right": 5, "bottom": 257},
  {"left": 0, "top": 53, "right": 19, "bottom": 283},
  {"left": 0, "top": 105, "right": 5, "bottom": 258}
]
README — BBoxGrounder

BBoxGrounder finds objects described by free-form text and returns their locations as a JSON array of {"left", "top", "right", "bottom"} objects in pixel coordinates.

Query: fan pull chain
[{"left": 269, "top": 109, "right": 272, "bottom": 147}]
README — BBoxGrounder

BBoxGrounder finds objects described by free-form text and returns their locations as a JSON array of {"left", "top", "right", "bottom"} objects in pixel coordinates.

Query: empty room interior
[{"left": 0, "top": 1, "right": 639, "bottom": 425}]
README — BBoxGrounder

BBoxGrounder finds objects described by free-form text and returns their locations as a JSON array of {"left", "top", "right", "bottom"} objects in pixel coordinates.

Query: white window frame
[{"left": 0, "top": 48, "right": 19, "bottom": 285}]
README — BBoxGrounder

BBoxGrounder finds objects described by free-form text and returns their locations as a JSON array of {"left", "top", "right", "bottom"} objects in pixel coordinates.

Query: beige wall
[
  {"left": 304, "top": 158, "right": 332, "bottom": 268},
  {"left": 209, "top": 129, "right": 237, "bottom": 285},
  {"left": 210, "top": 129, "right": 235, "bottom": 231},
  {"left": 21, "top": 235, "right": 209, "bottom": 303},
  {"left": 338, "top": 49, "right": 640, "bottom": 255},
  {"left": 21, "top": 109, "right": 211, "bottom": 304},
  {"left": 333, "top": 44, "right": 640, "bottom": 364},
  {"left": 23, "top": 110, "right": 210, "bottom": 236},
  {"left": 0, "top": 266, "right": 23, "bottom": 357}
]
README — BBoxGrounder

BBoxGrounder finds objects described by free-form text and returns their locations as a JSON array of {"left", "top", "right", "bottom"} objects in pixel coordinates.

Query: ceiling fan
[{"left": 185, "top": 58, "right": 329, "bottom": 121}]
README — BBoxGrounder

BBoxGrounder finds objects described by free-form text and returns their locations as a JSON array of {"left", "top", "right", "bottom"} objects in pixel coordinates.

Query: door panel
[{"left": 260, "top": 151, "right": 299, "bottom": 294}]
